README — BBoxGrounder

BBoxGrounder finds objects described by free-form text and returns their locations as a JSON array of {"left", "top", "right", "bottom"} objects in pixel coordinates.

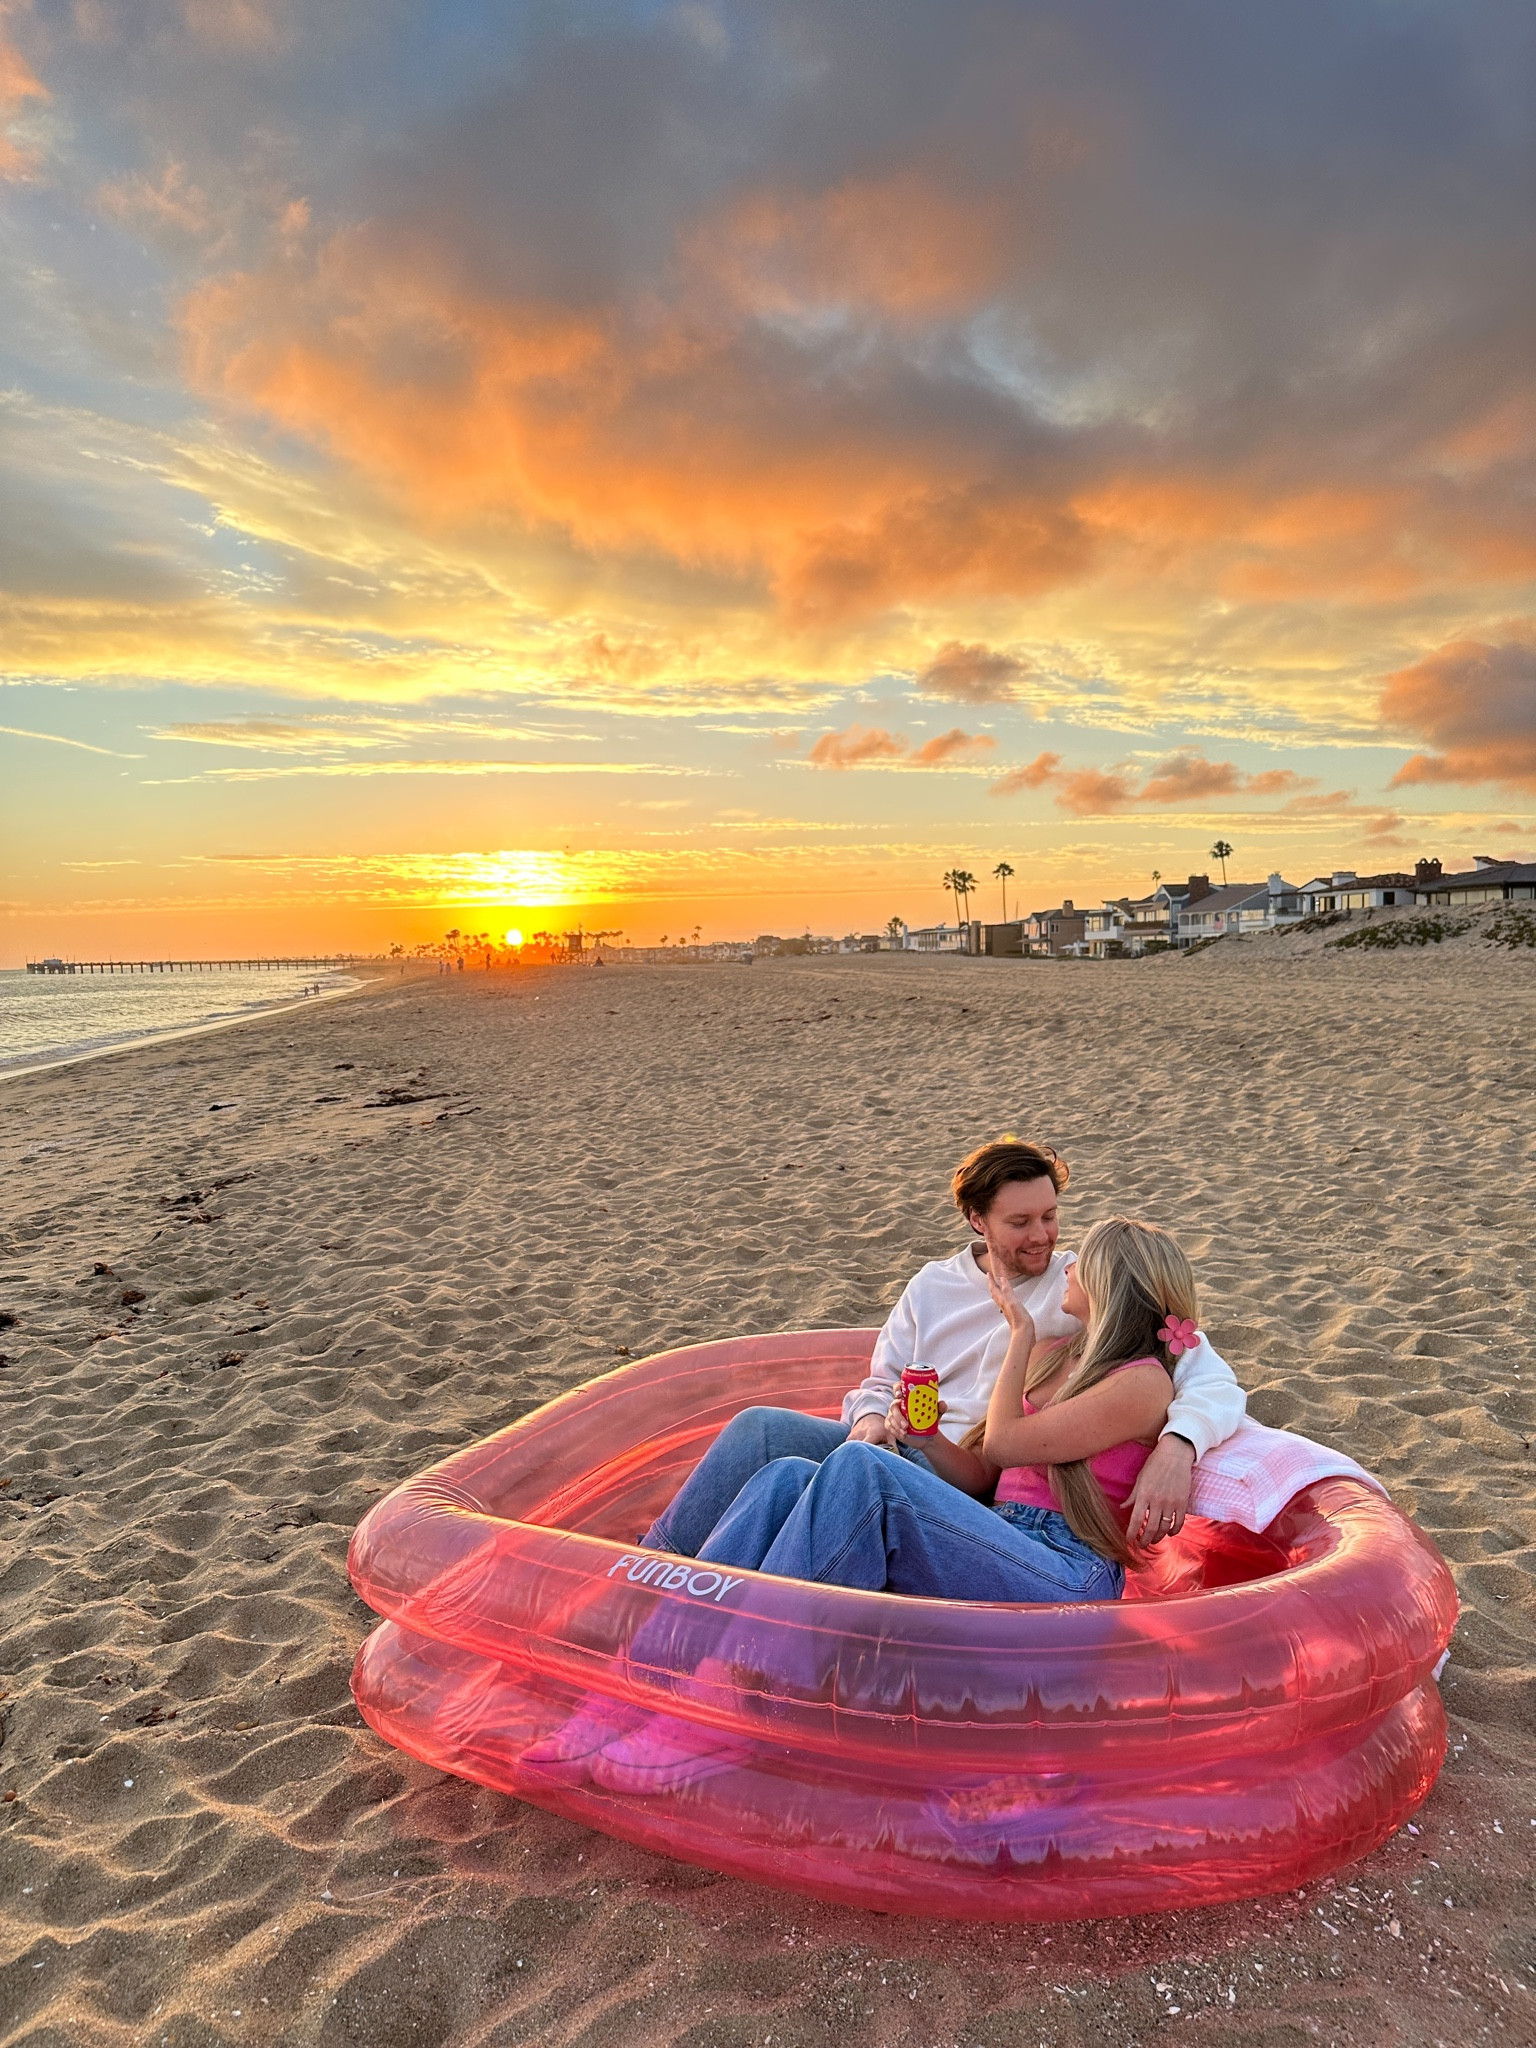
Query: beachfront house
[
  {"left": 1177, "top": 874, "right": 1302, "bottom": 946},
  {"left": 1299, "top": 864, "right": 1433, "bottom": 915},
  {"left": 1413, "top": 856, "right": 1536, "bottom": 906},
  {"left": 752, "top": 934, "right": 839, "bottom": 955},
  {"left": 980, "top": 921, "right": 1026, "bottom": 956},
  {"left": 1083, "top": 887, "right": 1170, "bottom": 956},
  {"left": 1153, "top": 874, "right": 1211, "bottom": 928},
  {"left": 1021, "top": 901, "right": 1087, "bottom": 956},
  {"left": 1084, "top": 875, "right": 1214, "bottom": 956},
  {"left": 1082, "top": 903, "right": 1129, "bottom": 956},
  {"left": 903, "top": 921, "right": 972, "bottom": 952}
]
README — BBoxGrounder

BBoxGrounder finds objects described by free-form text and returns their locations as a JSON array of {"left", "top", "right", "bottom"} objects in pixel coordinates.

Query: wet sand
[{"left": 2, "top": 935, "right": 1534, "bottom": 2046}]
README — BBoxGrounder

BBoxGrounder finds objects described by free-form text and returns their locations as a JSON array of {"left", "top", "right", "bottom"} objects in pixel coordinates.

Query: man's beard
[{"left": 1000, "top": 1245, "right": 1052, "bottom": 1280}]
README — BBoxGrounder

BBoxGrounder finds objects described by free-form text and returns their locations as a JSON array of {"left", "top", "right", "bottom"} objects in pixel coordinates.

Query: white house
[
  {"left": 1178, "top": 874, "right": 1301, "bottom": 946},
  {"left": 1083, "top": 881, "right": 1193, "bottom": 956},
  {"left": 1299, "top": 868, "right": 1423, "bottom": 916},
  {"left": 903, "top": 922, "right": 972, "bottom": 953},
  {"left": 1413, "top": 857, "right": 1536, "bottom": 907}
]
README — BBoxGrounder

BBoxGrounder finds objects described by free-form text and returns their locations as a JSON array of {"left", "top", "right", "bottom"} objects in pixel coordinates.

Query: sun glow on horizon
[{"left": 503, "top": 927, "right": 524, "bottom": 947}]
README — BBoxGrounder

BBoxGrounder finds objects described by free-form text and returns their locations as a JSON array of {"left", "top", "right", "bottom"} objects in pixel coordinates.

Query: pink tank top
[{"left": 992, "top": 1357, "right": 1167, "bottom": 1510}]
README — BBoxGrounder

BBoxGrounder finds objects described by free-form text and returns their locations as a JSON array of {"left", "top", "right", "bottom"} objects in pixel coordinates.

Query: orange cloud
[
  {"left": 1278, "top": 789, "right": 1358, "bottom": 816},
  {"left": 1363, "top": 810, "right": 1408, "bottom": 842},
  {"left": 98, "top": 160, "right": 211, "bottom": 238},
  {"left": 806, "top": 724, "right": 908, "bottom": 769},
  {"left": 910, "top": 727, "right": 996, "bottom": 766},
  {"left": 1136, "top": 752, "right": 1309, "bottom": 803},
  {"left": 991, "top": 748, "right": 1311, "bottom": 814},
  {"left": 1383, "top": 632, "right": 1536, "bottom": 794},
  {"left": 1054, "top": 765, "right": 1138, "bottom": 816},
  {"left": 173, "top": 122, "right": 1536, "bottom": 636},
  {"left": 1077, "top": 470, "right": 1522, "bottom": 605},
  {"left": 806, "top": 723, "right": 992, "bottom": 769},
  {"left": 989, "top": 750, "right": 1062, "bottom": 797},
  {"left": 917, "top": 641, "right": 1030, "bottom": 704},
  {"left": 177, "top": 201, "right": 1097, "bottom": 623},
  {"left": 692, "top": 171, "right": 1002, "bottom": 323},
  {"left": 576, "top": 633, "right": 669, "bottom": 684},
  {"left": 0, "top": 32, "right": 46, "bottom": 181},
  {"left": 1137, "top": 751, "right": 1245, "bottom": 804}
]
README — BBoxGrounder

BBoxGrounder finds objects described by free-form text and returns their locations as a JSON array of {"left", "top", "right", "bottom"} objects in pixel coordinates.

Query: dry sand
[{"left": 2, "top": 933, "right": 1534, "bottom": 2047}]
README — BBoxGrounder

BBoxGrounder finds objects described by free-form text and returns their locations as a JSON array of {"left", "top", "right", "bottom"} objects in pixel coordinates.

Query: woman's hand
[
  {"left": 885, "top": 1395, "right": 948, "bottom": 1448},
  {"left": 984, "top": 1257, "right": 1036, "bottom": 1347},
  {"left": 882, "top": 1397, "right": 999, "bottom": 1498},
  {"left": 847, "top": 1412, "right": 895, "bottom": 1448}
]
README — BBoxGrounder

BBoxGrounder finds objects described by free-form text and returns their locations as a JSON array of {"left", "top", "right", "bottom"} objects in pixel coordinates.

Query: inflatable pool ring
[{"left": 348, "top": 1331, "right": 1457, "bottom": 1921}]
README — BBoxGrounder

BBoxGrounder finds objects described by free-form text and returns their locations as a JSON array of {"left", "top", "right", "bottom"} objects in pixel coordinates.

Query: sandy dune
[{"left": 2, "top": 936, "right": 1534, "bottom": 2045}]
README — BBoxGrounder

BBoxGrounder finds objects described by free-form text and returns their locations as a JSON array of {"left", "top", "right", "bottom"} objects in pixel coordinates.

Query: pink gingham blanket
[{"left": 1188, "top": 1418, "right": 1385, "bottom": 1532}]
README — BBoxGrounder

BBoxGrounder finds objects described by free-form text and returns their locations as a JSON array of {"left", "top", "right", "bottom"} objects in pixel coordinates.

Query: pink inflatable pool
[{"left": 348, "top": 1331, "right": 1457, "bottom": 1921}]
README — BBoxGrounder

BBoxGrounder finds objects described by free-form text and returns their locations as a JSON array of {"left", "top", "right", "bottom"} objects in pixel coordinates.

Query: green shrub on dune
[
  {"left": 1329, "top": 917, "right": 1470, "bottom": 950},
  {"left": 1485, "top": 905, "right": 1536, "bottom": 949}
]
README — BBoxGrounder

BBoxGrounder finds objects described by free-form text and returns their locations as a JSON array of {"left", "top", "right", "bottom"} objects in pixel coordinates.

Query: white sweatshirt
[{"left": 840, "top": 1244, "right": 1245, "bottom": 1460}]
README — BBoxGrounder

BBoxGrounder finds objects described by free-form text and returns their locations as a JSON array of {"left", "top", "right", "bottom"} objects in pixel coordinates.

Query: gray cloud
[{"left": 916, "top": 642, "right": 1030, "bottom": 703}]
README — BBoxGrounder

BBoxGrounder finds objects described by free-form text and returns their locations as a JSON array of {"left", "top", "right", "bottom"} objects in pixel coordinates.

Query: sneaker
[
  {"left": 589, "top": 1713, "right": 747, "bottom": 1795},
  {"left": 519, "top": 1697, "right": 647, "bottom": 1784}
]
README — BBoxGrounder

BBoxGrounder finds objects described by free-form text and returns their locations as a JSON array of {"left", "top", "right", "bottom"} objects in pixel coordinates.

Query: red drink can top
[{"left": 899, "top": 1364, "right": 942, "bottom": 1437}]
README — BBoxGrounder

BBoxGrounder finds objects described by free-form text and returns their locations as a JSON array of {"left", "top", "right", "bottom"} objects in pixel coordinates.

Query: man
[{"left": 643, "top": 1137, "right": 1244, "bottom": 1558}]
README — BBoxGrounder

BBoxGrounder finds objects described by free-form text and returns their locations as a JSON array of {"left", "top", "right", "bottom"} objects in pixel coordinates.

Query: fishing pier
[{"left": 25, "top": 956, "right": 366, "bottom": 975}]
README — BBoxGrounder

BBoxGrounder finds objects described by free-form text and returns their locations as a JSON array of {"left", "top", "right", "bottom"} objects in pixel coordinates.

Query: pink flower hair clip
[{"left": 1157, "top": 1316, "right": 1199, "bottom": 1358}]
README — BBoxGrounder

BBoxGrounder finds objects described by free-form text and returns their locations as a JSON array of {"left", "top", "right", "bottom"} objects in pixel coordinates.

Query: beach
[{"left": 2, "top": 939, "right": 1534, "bottom": 2047}]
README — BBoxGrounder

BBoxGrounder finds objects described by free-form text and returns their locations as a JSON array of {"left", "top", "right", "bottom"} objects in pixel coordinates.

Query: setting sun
[{"left": 503, "top": 928, "right": 524, "bottom": 948}]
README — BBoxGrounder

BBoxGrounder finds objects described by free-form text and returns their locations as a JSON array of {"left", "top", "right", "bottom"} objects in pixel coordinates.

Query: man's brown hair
[{"left": 951, "top": 1137, "right": 1069, "bottom": 1223}]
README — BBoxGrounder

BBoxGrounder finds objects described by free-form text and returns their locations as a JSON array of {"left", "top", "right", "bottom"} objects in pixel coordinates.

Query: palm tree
[
  {"left": 944, "top": 867, "right": 978, "bottom": 927},
  {"left": 993, "top": 860, "right": 1015, "bottom": 923},
  {"left": 1210, "top": 840, "right": 1233, "bottom": 887},
  {"left": 885, "top": 914, "right": 905, "bottom": 941}
]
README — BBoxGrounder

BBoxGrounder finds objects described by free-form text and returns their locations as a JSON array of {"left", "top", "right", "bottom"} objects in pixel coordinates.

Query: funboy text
[{"left": 607, "top": 1554, "right": 744, "bottom": 1603}]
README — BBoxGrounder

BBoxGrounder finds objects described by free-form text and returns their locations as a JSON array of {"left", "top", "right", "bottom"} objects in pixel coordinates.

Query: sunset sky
[{"left": 3, "top": 0, "right": 1533, "bottom": 959}]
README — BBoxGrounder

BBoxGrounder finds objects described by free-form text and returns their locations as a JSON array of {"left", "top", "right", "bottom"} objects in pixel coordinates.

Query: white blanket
[{"left": 1188, "top": 1417, "right": 1385, "bottom": 1532}]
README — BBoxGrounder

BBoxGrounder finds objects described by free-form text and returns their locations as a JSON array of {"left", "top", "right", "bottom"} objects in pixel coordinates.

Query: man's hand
[
  {"left": 1125, "top": 1434, "right": 1196, "bottom": 1545},
  {"left": 848, "top": 1412, "right": 895, "bottom": 1448}
]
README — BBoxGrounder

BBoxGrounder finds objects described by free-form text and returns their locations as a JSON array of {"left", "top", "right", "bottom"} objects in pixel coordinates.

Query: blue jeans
[
  {"left": 642, "top": 1406, "right": 934, "bottom": 1556},
  {"left": 686, "top": 1440, "right": 1123, "bottom": 1603}
]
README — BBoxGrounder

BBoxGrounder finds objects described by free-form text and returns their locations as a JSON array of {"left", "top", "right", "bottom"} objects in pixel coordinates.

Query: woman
[{"left": 526, "top": 1217, "right": 1194, "bottom": 1790}]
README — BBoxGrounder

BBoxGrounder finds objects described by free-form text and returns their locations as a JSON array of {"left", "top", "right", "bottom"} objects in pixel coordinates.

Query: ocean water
[{"left": 0, "top": 967, "right": 360, "bottom": 1076}]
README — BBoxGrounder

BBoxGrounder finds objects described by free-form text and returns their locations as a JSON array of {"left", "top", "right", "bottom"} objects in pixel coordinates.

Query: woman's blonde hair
[{"left": 976, "top": 1217, "right": 1197, "bottom": 1568}]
